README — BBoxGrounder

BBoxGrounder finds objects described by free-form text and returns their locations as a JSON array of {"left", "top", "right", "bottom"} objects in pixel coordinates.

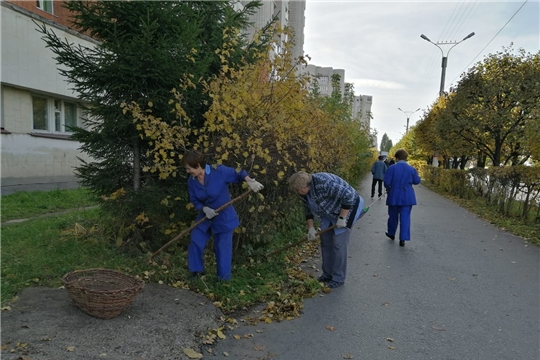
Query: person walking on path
[
  {"left": 288, "top": 171, "right": 365, "bottom": 288},
  {"left": 181, "top": 150, "right": 264, "bottom": 280},
  {"left": 383, "top": 149, "right": 421, "bottom": 247},
  {"left": 371, "top": 155, "right": 388, "bottom": 198}
]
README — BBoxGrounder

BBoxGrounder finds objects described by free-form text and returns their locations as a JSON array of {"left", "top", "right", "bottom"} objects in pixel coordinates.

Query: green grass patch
[
  {"left": 1, "top": 188, "right": 99, "bottom": 222},
  {"left": 1, "top": 190, "right": 322, "bottom": 317},
  {"left": 1, "top": 208, "right": 144, "bottom": 303}
]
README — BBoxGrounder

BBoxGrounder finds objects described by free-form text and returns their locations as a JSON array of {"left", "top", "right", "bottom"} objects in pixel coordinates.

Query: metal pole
[
  {"left": 440, "top": 56, "right": 448, "bottom": 97},
  {"left": 420, "top": 32, "right": 474, "bottom": 96}
]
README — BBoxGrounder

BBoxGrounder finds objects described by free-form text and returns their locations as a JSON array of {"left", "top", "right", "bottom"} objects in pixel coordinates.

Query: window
[
  {"left": 32, "top": 95, "right": 79, "bottom": 133},
  {"left": 36, "top": 0, "right": 53, "bottom": 14}
]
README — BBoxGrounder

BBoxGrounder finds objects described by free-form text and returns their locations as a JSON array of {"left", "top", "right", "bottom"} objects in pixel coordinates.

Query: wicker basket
[{"left": 62, "top": 268, "right": 144, "bottom": 319}]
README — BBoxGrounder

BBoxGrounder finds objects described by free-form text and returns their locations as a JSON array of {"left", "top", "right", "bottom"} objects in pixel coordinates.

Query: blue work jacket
[
  {"left": 187, "top": 164, "right": 248, "bottom": 234},
  {"left": 371, "top": 160, "right": 388, "bottom": 180},
  {"left": 383, "top": 161, "right": 421, "bottom": 206}
]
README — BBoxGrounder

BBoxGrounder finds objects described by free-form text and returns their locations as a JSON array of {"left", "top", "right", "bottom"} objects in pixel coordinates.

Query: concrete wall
[{"left": 1, "top": 3, "right": 95, "bottom": 194}]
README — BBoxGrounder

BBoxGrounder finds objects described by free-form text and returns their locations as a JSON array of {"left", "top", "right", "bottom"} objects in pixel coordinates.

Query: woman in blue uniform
[
  {"left": 383, "top": 149, "right": 421, "bottom": 246},
  {"left": 181, "top": 150, "right": 264, "bottom": 280}
]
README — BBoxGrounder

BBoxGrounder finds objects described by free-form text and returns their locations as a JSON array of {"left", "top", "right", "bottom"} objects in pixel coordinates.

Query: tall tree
[
  {"left": 37, "top": 0, "right": 268, "bottom": 196},
  {"left": 380, "top": 133, "right": 392, "bottom": 152},
  {"left": 446, "top": 47, "right": 540, "bottom": 166}
]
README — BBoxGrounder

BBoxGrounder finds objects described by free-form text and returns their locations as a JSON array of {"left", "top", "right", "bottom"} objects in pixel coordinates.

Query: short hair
[
  {"left": 378, "top": 155, "right": 385, "bottom": 160},
  {"left": 394, "top": 149, "right": 408, "bottom": 161},
  {"left": 288, "top": 171, "right": 312, "bottom": 191},
  {"left": 181, "top": 150, "right": 206, "bottom": 168}
]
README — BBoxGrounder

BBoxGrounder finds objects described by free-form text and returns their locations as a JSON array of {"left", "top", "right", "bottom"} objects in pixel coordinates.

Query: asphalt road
[{"left": 210, "top": 176, "right": 540, "bottom": 360}]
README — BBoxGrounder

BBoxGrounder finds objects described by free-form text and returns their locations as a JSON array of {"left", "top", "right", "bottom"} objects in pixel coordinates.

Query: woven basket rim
[{"left": 62, "top": 268, "right": 144, "bottom": 292}]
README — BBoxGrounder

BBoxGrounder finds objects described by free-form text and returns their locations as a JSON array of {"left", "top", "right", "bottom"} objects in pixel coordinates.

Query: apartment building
[
  {"left": 238, "top": 0, "right": 306, "bottom": 59},
  {"left": 301, "top": 65, "right": 345, "bottom": 98},
  {"left": 1, "top": 1, "right": 95, "bottom": 194},
  {"left": 352, "top": 94, "right": 373, "bottom": 129}
]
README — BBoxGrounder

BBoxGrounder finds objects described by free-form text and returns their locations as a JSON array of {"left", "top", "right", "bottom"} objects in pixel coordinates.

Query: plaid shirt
[{"left": 302, "top": 172, "right": 358, "bottom": 221}]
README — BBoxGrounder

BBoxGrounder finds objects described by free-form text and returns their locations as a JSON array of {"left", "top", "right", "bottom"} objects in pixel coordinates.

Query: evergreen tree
[
  {"left": 380, "top": 133, "right": 392, "bottom": 152},
  {"left": 36, "top": 0, "right": 270, "bottom": 246}
]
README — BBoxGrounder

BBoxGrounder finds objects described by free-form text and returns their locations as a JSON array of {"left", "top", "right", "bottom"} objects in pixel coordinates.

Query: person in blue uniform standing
[
  {"left": 383, "top": 149, "right": 421, "bottom": 247},
  {"left": 288, "top": 171, "right": 365, "bottom": 288},
  {"left": 371, "top": 155, "right": 388, "bottom": 198},
  {"left": 181, "top": 150, "right": 264, "bottom": 280}
]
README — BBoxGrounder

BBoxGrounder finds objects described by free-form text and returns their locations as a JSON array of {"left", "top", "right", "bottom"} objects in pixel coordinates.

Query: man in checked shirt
[{"left": 288, "top": 171, "right": 365, "bottom": 288}]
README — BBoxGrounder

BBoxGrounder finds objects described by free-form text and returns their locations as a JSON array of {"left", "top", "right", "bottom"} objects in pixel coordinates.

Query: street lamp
[
  {"left": 420, "top": 32, "right": 475, "bottom": 96},
  {"left": 397, "top": 107, "right": 421, "bottom": 133}
]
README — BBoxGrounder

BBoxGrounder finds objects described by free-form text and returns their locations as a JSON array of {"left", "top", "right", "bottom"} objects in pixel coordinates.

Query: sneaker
[
  {"left": 317, "top": 275, "right": 332, "bottom": 282},
  {"left": 327, "top": 280, "right": 344, "bottom": 288}
]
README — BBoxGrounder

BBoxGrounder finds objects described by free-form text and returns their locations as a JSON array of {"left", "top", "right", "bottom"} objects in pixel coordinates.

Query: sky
[{"left": 303, "top": 0, "right": 540, "bottom": 147}]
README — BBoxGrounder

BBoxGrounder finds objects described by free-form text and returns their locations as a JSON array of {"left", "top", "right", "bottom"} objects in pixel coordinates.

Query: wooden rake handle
[
  {"left": 266, "top": 225, "right": 337, "bottom": 259},
  {"left": 150, "top": 189, "right": 253, "bottom": 260}
]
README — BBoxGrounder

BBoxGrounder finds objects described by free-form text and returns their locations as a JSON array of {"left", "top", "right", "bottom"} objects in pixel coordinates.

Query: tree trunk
[{"left": 133, "top": 139, "right": 141, "bottom": 191}]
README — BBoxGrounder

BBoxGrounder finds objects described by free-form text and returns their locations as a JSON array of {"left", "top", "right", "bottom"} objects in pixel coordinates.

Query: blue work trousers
[
  {"left": 189, "top": 227, "right": 233, "bottom": 280},
  {"left": 387, "top": 205, "right": 412, "bottom": 241}
]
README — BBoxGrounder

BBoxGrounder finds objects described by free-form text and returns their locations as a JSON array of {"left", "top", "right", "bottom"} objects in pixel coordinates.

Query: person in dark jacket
[
  {"left": 371, "top": 155, "right": 388, "bottom": 198},
  {"left": 289, "top": 171, "right": 365, "bottom": 288},
  {"left": 383, "top": 149, "right": 421, "bottom": 246},
  {"left": 181, "top": 150, "right": 264, "bottom": 280}
]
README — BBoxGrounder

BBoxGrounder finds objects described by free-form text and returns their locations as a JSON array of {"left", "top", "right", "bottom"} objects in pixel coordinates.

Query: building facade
[
  {"left": 301, "top": 64, "right": 345, "bottom": 97},
  {"left": 238, "top": 0, "right": 306, "bottom": 59},
  {"left": 1, "top": 1, "right": 95, "bottom": 194},
  {"left": 352, "top": 94, "right": 373, "bottom": 129}
]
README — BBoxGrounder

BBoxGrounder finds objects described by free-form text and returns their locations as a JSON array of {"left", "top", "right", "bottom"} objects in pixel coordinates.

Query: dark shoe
[
  {"left": 327, "top": 280, "right": 344, "bottom": 288},
  {"left": 378, "top": 194, "right": 382, "bottom": 197},
  {"left": 399, "top": 240, "right": 405, "bottom": 247},
  {"left": 317, "top": 275, "right": 332, "bottom": 283},
  {"left": 385, "top": 232, "right": 395, "bottom": 240}
]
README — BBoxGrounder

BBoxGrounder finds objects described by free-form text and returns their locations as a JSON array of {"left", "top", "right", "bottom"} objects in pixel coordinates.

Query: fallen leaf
[
  {"left": 233, "top": 335, "right": 241, "bottom": 340},
  {"left": 223, "top": 352, "right": 229, "bottom": 357},
  {"left": 387, "top": 346, "right": 397, "bottom": 350},
  {"left": 66, "top": 346, "right": 75, "bottom": 352},
  {"left": 254, "top": 345, "right": 265, "bottom": 351},
  {"left": 386, "top": 338, "right": 394, "bottom": 342},
  {"left": 1, "top": 306, "right": 11, "bottom": 311},
  {"left": 183, "top": 348, "right": 203, "bottom": 359},
  {"left": 325, "top": 325, "right": 336, "bottom": 331},
  {"left": 217, "top": 329, "right": 226, "bottom": 339},
  {"left": 342, "top": 353, "right": 354, "bottom": 359},
  {"left": 448, "top": 277, "right": 456, "bottom": 281},
  {"left": 255, "top": 330, "right": 264, "bottom": 333},
  {"left": 1, "top": 344, "right": 9, "bottom": 350},
  {"left": 382, "top": 302, "right": 390, "bottom": 306},
  {"left": 431, "top": 326, "right": 446, "bottom": 331}
]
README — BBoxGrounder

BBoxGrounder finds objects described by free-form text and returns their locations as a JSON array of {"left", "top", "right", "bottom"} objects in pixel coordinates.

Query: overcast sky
[{"left": 303, "top": 0, "right": 539, "bottom": 147}]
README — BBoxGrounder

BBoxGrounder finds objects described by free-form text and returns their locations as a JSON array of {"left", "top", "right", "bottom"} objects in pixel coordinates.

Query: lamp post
[
  {"left": 420, "top": 32, "right": 475, "bottom": 96},
  {"left": 397, "top": 107, "right": 421, "bottom": 134}
]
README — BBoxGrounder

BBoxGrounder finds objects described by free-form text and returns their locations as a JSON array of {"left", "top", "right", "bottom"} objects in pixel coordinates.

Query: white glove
[
  {"left": 247, "top": 179, "right": 264, "bottom": 193},
  {"left": 307, "top": 227, "right": 318, "bottom": 241},
  {"left": 336, "top": 216, "right": 347, "bottom": 228},
  {"left": 203, "top": 206, "right": 218, "bottom": 219}
]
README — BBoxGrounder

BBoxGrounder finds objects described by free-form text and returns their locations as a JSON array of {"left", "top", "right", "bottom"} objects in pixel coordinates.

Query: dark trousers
[{"left": 371, "top": 178, "right": 383, "bottom": 197}]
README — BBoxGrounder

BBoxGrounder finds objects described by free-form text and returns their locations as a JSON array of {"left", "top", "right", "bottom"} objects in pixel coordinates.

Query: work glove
[
  {"left": 336, "top": 216, "right": 347, "bottom": 228},
  {"left": 307, "top": 227, "right": 318, "bottom": 241},
  {"left": 203, "top": 206, "right": 218, "bottom": 219},
  {"left": 247, "top": 179, "right": 264, "bottom": 193}
]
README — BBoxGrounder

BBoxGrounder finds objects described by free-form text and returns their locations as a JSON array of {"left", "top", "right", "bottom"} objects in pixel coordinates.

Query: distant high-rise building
[
  {"left": 301, "top": 65, "right": 345, "bottom": 97},
  {"left": 237, "top": 0, "right": 306, "bottom": 59},
  {"left": 352, "top": 95, "right": 373, "bottom": 129}
]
